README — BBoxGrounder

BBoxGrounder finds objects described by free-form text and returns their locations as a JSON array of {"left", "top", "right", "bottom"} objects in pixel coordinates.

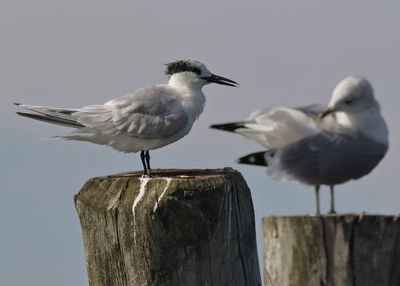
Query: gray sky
[{"left": 1, "top": 1, "right": 400, "bottom": 285}]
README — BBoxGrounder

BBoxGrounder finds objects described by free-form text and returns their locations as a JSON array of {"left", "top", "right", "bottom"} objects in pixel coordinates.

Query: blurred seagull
[
  {"left": 210, "top": 76, "right": 388, "bottom": 214},
  {"left": 15, "top": 60, "right": 239, "bottom": 175}
]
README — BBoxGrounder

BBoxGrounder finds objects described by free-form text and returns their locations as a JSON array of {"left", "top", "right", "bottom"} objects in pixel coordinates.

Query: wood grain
[
  {"left": 263, "top": 214, "right": 400, "bottom": 286},
  {"left": 75, "top": 168, "right": 261, "bottom": 286}
]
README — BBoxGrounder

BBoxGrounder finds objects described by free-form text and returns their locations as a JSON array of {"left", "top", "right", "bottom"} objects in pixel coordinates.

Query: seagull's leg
[
  {"left": 314, "top": 185, "right": 321, "bottom": 215},
  {"left": 145, "top": 150, "right": 151, "bottom": 175},
  {"left": 140, "top": 150, "right": 148, "bottom": 175},
  {"left": 328, "top": 185, "right": 337, "bottom": 214}
]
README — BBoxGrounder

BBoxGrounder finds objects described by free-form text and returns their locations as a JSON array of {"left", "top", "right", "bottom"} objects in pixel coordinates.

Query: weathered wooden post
[
  {"left": 263, "top": 214, "right": 400, "bottom": 286},
  {"left": 74, "top": 168, "right": 261, "bottom": 286}
]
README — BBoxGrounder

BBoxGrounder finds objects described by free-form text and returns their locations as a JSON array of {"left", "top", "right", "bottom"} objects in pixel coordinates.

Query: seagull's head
[
  {"left": 317, "top": 76, "right": 376, "bottom": 121},
  {"left": 165, "top": 60, "right": 239, "bottom": 89}
]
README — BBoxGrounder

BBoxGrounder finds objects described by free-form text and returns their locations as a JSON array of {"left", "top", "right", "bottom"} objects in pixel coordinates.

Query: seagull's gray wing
[
  {"left": 268, "top": 130, "right": 388, "bottom": 186},
  {"left": 75, "top": 86, "right": 189, "bottom": 138},
  {"left": 234, "top": 105, "right": 323, "bottom": 149}
]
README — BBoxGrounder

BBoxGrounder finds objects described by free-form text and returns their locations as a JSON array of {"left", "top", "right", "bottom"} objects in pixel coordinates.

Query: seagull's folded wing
[{"left": 268, "top": 131, "right": 388, "bottom": 185}]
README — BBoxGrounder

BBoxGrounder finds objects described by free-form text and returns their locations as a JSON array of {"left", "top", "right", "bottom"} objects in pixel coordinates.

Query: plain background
[{"left": 1, "top": 1, "right": 399, "bottom": 285}]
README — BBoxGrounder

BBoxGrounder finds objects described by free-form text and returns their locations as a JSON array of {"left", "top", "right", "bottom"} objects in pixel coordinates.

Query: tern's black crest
[{"left": 165, "top": 60, "right": 202, "bottom": 76}]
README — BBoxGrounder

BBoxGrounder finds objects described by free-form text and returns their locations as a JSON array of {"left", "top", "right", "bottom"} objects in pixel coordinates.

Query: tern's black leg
[
  {"left": 140, "top": 150, "right": 148, "bottom": 175},
  {"left": 328, "top": 185, "right": 337, "bottom": 214},
  {"left": 314, "top": 185, "right": 321, "bottom": 215},
  {"left": 145, "top": 150, "right": 151, "bottom": 174}
]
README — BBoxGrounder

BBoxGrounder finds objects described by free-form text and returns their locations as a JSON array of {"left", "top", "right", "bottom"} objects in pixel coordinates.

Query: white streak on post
[
  {"left": 132, "top": 177, "right": 150, "bottom": 244},
  {"left": 153, "top": 178, "right": 172, "bottom": 213},
  {"left": 132, "top": 177, "right": 150, "bottom": 217}
]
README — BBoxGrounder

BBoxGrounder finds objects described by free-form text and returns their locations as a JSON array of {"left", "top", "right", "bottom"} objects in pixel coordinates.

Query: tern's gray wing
[
  {"left": 75, "top": 86, "right": 188, "bottom": 138},
  {"left": 268, "top": 131, "right": 388, "bottom": 186}
]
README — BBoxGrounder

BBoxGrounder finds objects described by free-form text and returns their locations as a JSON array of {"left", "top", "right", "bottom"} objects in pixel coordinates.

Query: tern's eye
[{"left": 344, "top": 99, "right": 353, "bottom": 105}]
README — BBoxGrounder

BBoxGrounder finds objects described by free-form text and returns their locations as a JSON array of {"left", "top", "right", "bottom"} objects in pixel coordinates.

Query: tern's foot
[{"left": 328, "top": 210, "right": 337, "bottom": 215}]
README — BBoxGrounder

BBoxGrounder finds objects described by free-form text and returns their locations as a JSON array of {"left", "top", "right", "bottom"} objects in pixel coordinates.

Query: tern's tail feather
[
  {"left": 237, "top": 150, "right": 271, "bottom": 166},
  {"left": 15, "top": 103, "right": 83, "bottom": 128}
]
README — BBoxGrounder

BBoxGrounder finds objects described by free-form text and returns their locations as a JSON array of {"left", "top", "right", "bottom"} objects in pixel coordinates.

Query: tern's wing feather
[{"left": 76, "top": 86, "right": 189, "bottom": 138}]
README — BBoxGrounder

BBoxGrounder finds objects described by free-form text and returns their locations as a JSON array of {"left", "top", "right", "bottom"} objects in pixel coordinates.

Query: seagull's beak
[
  {"left": 316, "top": 108, "right": 335, "bottom": 121},
  {"left": 202, "top": 74, "right": 240, "bottom": 87}
]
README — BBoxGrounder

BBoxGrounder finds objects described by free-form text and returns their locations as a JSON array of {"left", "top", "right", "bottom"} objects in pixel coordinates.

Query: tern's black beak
[
  {"left": 316, "top": 108, "right": 335, "bottom": 121},
  {"left": 202, "top": 74, "right": 240, "bottom": 87}
]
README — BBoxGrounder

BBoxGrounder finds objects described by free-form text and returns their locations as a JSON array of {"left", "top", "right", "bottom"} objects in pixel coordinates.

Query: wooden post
[
  {"left": 74, "top": 168, "right": 261, "bottom": 286},
  {"left": 263, "top": 214, "right": 400, "bottom": 286}
]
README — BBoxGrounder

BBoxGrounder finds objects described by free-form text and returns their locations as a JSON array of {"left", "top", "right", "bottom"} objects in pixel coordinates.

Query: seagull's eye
[{"left": 344, "top": 99, "right": 353, "bottom": 105}]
